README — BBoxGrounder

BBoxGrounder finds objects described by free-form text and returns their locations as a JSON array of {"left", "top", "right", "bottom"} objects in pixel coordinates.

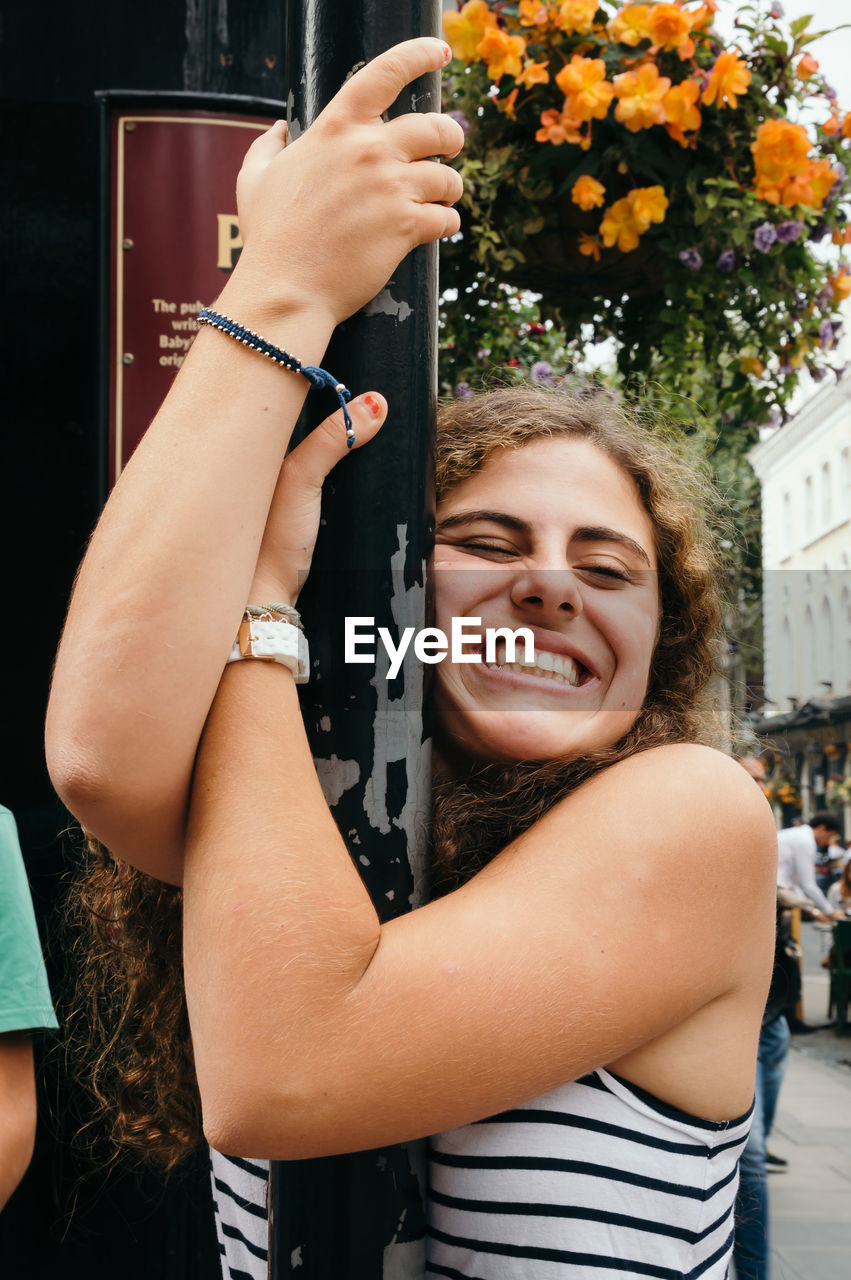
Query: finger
[
  {"left": 409, "top": 203, "right": 461, "bottom": 246},
  {"left": 409, "top": 160, "right": 465, "bottom": 208},
  {"left": 241, "top": 119, "right": 288, "bottom": 172},
  {"left": 285, "top": 393, "right": 388, "bottom": 487},
  {"left": 331, "top": 38, "right": 451, "bottom": 122},
  {"left": 385, "top": 111, "right": 465, "bottom": 161}
]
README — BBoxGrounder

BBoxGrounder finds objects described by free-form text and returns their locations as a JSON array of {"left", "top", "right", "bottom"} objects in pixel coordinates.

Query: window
[
  {"left": 821, "top": 461, "right": 832, "bottom": 528},
  {"left": 804, "top": 474, "right": 814, "bottom": 538}
]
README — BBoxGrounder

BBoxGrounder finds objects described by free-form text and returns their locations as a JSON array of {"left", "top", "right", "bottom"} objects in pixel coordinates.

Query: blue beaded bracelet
[{"left": 198, "top": 307, "right": 355, "bottom": 447}]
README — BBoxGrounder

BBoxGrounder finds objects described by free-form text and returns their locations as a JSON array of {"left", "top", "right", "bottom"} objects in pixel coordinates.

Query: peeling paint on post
[{"left": 269, "top": 1, "right": 441, "bottom": 1276}]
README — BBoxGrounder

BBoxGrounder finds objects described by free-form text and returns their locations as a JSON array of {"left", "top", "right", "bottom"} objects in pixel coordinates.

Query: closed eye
[
  {"left": 581, "top": 565, "right": 632, "bottom": 583},
  {"left": 454, "top": 541, "right": 519, "bottom": 560}
]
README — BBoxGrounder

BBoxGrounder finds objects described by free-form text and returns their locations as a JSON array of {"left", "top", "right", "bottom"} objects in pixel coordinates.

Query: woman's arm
[
  {"left": 183, "top": 654, "right": 778, "bottom": 1160},
  {"left": 0, "top": 1032, "right": 37, "bottom": 1211},
  {"left": 45, "top": 39, "right": 462, "bottom": 883}
]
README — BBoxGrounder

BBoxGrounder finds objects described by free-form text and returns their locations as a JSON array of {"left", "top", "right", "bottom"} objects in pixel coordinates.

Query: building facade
[{"left": 748, "top": 378, "right": 851, "bottom": 829}]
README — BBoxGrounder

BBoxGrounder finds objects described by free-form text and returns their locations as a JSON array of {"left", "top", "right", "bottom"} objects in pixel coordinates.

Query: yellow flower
[
  {"left": 518, "top": 0, "right": 552, "bottom": 26},
  {"left": 663, "top": 80, "right": 702, "bottom": 146},
  {"left": 645, "top": 4, "right": 695, "bottom": 59},
  {"left": 477, "top": 27, "right": 527, "bottom": 81},
  {"left": 556, "top": 56, "right": 616, "bottom": 122},
  {"left": 516, "top": 58, "right": 551, "bottom": 89},
  {"left": 607, "top": 4, "right": 653, "bottom": 47},
  {"left": 600, "top": 197, "right": 641, "bottom": 252},
  {"left": 832, "top": 267, "right": 851, "bottom": 301},
  {"left": 701, "top": 51, "right": 751, "bottom": 110},
  {"left": 751, "top": 119, "right": 811, "bottom": 205},
  {"left": 571, "top": 174, "right": 606, "bottom": 210},
  {"left": 442, "top": 0, "right": 497, "bottom": 63},
  {"left": 555, "top": 0, "right": 598, "bottom": 37},
  {"left": 613, "top": 64, "right": 671, "bottom": 132},
  {"left": 796, "top": 53, "right": 819, "bottom": 81},
  {"left": 738, "top": 356, "right": 764, "bottom": 377},
  {"left": 535, "top": 106, "right": 584, "bottom": 146},
  {"left": 578, "top": 232, "right": 602, "bottom": 261},
  {"left": 628, "top": 185, "right": 669, "bottom": 231}
]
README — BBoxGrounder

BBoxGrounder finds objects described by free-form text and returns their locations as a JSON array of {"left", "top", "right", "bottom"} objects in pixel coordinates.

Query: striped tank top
[
  {"left": 427, "top": 1069, "right": 752, "bottom": 1279},
  {"left": 211, "top": 1070, "right": 751, "bottom": 1279}
]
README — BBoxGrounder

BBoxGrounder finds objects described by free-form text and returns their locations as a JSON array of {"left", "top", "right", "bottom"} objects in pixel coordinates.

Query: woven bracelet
[{"left": 198, "top": 307, "right": 355, "bottom": 447}]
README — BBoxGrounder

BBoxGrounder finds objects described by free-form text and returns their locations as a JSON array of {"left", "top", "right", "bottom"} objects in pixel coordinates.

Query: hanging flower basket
[{"left": 441, "top": 0, "right": 851, "bottom": 426}]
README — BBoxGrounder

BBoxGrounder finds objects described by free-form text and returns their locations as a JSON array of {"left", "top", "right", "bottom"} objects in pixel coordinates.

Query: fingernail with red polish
[{"left": 364, "top": 394, "right": 382, "bottom": 417}]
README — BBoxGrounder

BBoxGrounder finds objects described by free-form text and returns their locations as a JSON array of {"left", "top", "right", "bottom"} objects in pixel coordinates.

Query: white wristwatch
[{"left": 227, "top": 616, "right": 309, "bottom": 684}]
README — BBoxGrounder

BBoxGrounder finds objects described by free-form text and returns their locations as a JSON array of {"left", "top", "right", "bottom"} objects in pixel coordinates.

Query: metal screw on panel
[
  {"left": 122, "top": 238, "right": 134, "bottom": 251},
  {"left": 122, "top": 353, "right": 135, "bottom": 365},
  {"left": 125, "top": 121, "right": 136, "bottom": 132}
]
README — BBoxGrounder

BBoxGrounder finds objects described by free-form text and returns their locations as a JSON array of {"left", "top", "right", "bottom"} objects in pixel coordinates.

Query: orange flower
[
  {"left": 516, "top": 58, "right": 551, "bottom": 88},
  {"left": 555, "top": 56, "right": 615, "bottom": 122},
  {"left": 645, "top": 4, "right": 695, "bottom": 59},
  {"left": 796, "top": 53, "right": 819, "bottom": 81},
  {"left": 738, "top": 357, "right": 765, "bottom": 377},
  {"left": 600, "top": 197, "right": 641, "bottom": 252},
  {"left": 442, "top": 0, "right": 497, "bottom": 63},
  {"left": 664, "top": 80, "right": 702, "bottom": 146},
  {"left": 628, "top": 185, "right": 669, "bottom": 231},
  {"left": 578, "top": 232, "right": 602, "bottom": 261},
  {"left": 842, "top": 112, "right": 851, "bottom": 139},
  {"left": 782, "top": 158, "right": 839, "bottom": 210},
  {"left": 571, "top": 174, "right": 606, "bottom": 210},
  {"left": 607, "top": 4, "right": 653, "bottom": 47},
  {"left": 832, "top": 228, "right": 851, "bottom": 246},
  {"left": 701, "top": 51, "right": 751, "bottom": 109},
  {"left": 823, "top": 113, "right": 841, "bottom": 137},
  {"left": 536, "top": 106, "right": 584, "bottom": 146},
  {"left": 831, "top": 267, "right": 851, "bottom": 302},
  {"left": 555, "top": 0, "right": 598, "bottom": 36},
  {"left": 613, "top": 64, "right": 671, "bottom": 132},
  {"left": 499, "top": 87, "right": 520, "bottom": 118},
  {"left": 477, "top": 27, "right": 527, "bottom": 81},
  {"left": 751, "top": 119, "right": 810, "bottom": 204},
  {"left": 518, "top": 0, "right": 552, "bottom": 26},
  {"left": 685, "top": 1, "right": 719, "bottom": 32}
]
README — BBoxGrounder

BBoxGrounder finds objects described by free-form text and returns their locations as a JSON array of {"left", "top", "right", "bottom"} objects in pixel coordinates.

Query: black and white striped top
[
  {"left": 211, "top": 1069, "right": 751, "bottom": 1280},
  {"left": 427, "top": 1068, "right": 752, "bottom": 1280},
  {"left": 210, "top": 1148, "right": 270, "bottom": 1280}
]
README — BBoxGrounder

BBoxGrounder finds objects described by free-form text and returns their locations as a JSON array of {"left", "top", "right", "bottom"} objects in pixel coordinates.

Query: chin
[{"left": 435, "top": 701, "right": 642, "bottom": 767}]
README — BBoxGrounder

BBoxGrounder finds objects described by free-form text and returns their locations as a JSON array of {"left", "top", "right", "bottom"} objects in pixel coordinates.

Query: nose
[{"left": 509, "top": 566, "right": 583, "bottom": 620}]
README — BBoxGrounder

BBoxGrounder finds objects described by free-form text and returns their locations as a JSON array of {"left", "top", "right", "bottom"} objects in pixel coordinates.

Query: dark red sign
[{"left": 108, "top": 107, "right": 272, "bottom": 485}]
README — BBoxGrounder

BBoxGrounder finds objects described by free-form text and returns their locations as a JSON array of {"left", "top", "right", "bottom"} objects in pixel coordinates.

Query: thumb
[{"left": 284, "top": 392, "right": 387, "bottom": 487}]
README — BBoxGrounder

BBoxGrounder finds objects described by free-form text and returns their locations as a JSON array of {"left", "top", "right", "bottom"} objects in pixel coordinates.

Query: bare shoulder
[{"left": 541, "top": 742, "right": 778, "bottom": 888}]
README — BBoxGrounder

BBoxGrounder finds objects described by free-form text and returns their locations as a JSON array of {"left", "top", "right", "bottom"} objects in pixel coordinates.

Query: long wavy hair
[{"left": 61, "top": 385, "right": 724, "bottom": 1169}]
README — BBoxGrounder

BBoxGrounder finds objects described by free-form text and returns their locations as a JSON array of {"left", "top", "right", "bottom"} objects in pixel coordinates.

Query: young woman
[{"left": 47, "top": 38, "right": 777, "bottom": 1279}]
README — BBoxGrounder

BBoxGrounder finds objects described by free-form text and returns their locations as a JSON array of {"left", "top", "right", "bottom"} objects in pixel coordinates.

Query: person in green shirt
[{"left": 0, "top": 805, "right": 58, "bottom": 1210}]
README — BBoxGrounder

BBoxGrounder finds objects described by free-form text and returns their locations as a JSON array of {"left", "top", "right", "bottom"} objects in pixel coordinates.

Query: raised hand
[{"left": 228, "top": 38, "right": 465, "bottom": 330}]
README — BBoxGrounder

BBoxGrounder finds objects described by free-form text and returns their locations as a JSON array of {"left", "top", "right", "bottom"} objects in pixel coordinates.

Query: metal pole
[{"left": 270, "top": 2, "right": 441, "bottom": 1277}]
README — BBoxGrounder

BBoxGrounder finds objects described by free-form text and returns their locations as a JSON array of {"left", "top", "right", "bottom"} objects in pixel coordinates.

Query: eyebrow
[{"left": 435, "top": 510, "right": 653, "bottom": 567}]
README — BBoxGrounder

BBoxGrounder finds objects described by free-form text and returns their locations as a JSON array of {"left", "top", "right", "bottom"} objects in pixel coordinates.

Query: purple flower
[
  {"left": 454, "top": 381, "right": 473, "bottom": 401},
  {"left": 446, "top": 109, "right": 470, "bottom": 134},
  {"left": 679, "top": 247, "right": 703, "bottom": 270},
  {"left": 531, "top": 360, "right": 553, "bottom": 386},
  {"left": 810, "top": 221, "right": 830, "bottom": 243},
  {"left": 819, "top": 318, "right": 835, "bottom": 349},
  {"left": 817, "top": 284, "right": 834, "bottom": 309},
  {"left": 775, "top": 220, "right": 804, "bottom": 244},
  {"left": 716, "top": 248, "right": 736, "bottom": 273},
  {"left": 766, "top": 406, "right": 782, "bottom": 429},
  {"left": 754, "top": 223, "right": 777, "bottom": 253}
]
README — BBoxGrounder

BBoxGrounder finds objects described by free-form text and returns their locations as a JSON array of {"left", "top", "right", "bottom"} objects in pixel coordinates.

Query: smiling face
[{"left": 432, "top": 435, "right": 661, "bottom": 764}]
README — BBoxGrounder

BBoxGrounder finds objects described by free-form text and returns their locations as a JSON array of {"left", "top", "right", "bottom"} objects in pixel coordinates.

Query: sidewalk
[{"left": 764, "top": 921, "right": 851, "bottom": 1280}]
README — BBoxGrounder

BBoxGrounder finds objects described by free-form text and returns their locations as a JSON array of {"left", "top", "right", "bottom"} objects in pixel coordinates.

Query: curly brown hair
[{"left": 62, "top": 385, "right": 724, "bottom": 1168}]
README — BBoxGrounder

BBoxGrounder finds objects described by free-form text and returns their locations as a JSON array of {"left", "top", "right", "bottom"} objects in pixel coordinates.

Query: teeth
[{"left": 485, "top": 646, "right": 581, "bottom": 687}]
